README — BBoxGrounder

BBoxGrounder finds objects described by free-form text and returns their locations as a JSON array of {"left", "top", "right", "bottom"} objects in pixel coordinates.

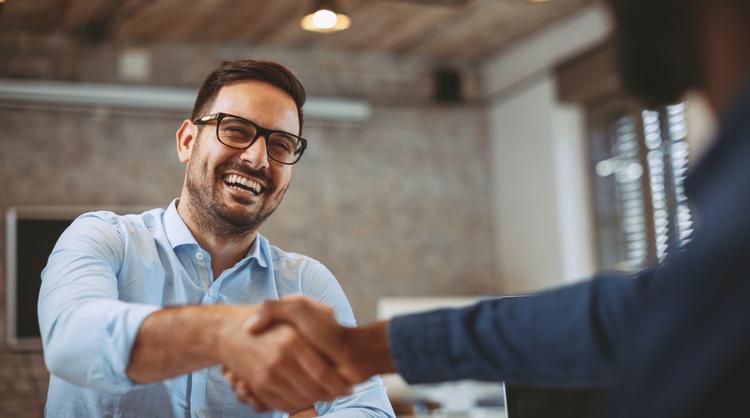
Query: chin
[{"left": 217, "top": 206, "right": 259, "bottom": 228}]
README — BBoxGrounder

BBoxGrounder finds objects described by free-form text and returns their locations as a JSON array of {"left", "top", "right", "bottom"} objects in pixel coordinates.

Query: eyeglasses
[{"left": 193, "top": 112, "right": 307, "bottom": 165}]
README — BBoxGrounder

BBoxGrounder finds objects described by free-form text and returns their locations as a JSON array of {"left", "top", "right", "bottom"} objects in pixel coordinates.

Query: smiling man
[{"left": 37, "top": 60, "right": 395, "bottom": 418}]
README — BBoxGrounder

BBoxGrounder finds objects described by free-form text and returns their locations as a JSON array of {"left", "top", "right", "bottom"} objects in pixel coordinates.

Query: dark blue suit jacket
[{"left": 388, "top": 85, "right": 750, "bottom": 418}]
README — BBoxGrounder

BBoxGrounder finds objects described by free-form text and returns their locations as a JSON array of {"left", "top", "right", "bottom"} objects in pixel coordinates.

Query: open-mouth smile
[{"left": 223, "top": 173, "right": 263, "bottom": 196}]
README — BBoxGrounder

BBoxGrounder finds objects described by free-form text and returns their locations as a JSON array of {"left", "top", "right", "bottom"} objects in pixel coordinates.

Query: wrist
[
  {"left": 347, "top": 321, "right": 395, "bottom": 379},
  {"left": 213, "top": 305, "right": 257, "bottom": 365}
]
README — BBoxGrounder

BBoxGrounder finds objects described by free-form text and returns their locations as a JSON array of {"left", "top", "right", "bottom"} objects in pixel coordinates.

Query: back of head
[
  {"left": 191, "top": 60, "right": 307, "bottom": 133},
  {"left": 607, "top": 0, "right": 750, "bottom": 107},
  {"left": 607, "top": 0, "right": 705, "bottom": 106}
]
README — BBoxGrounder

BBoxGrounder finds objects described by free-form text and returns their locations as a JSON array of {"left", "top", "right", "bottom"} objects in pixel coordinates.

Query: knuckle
[
  {"left": 248, "top": 399, "right": 267, "bottom": 411},
  {"left": 268, "top": 355, "right": 285, "bottom": 370},
  {"left": 278, "top": 333, "right": 299, "bottom": 352},
  {"left": 255, "top": 369, "right": 271, "bottom": 385},
  {"left": 260, "top": 299, "right": 275, "bottom": 312},
  {"left": 315, "top": 366, "right": 332, "bottom": 382}
]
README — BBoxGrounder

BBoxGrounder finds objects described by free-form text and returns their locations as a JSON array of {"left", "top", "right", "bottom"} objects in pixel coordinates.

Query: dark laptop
[{"left": 504, "top": 384, "right": 609, "bottom": 418}]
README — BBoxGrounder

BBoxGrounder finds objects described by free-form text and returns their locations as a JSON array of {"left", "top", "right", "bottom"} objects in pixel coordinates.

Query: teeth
[{"left": 225, "top": 174, "right": 262, "bottom": 194}]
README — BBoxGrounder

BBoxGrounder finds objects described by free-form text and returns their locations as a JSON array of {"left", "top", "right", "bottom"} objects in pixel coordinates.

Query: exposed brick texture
[{"left": 0, "top": 34, "right": 496, "bottom": 416}]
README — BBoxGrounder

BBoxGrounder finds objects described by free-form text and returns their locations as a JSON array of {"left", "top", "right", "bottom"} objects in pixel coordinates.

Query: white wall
[
  {"left": 684, "top": 91, "right": 718, "bottom": 163},
  {"left": 487, "top": 76, "right": 596, "bottom": 292},
  {"left": 482, "top": 4, "right": 611, "bottom": 292}
]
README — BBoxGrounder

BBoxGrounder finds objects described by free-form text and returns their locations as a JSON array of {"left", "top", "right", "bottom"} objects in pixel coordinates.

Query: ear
[{"left": 176, "top": 119, "right": 197, "bottom": 164}]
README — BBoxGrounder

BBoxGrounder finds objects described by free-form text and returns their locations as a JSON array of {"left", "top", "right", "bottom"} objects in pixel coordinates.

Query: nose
[{"left": 240, "top": 135, "right": 270, "bottom": 170}]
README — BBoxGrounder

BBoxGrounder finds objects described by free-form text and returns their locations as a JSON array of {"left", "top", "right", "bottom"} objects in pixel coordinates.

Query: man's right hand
[{"left": 217, "top": 307, "right": 353, "bottom": 413}]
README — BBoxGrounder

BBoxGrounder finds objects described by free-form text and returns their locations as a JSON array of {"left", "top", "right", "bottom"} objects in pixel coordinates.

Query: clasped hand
[{"left": 218, "top": 297, "right": 369, "bottom": 413}]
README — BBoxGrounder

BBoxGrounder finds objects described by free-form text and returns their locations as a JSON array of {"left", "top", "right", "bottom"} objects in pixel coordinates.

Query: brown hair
[{"left": 191, "top": 60, "right": 306, "bottom": 133}]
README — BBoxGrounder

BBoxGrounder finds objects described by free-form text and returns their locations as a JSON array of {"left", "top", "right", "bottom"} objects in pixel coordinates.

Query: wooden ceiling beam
[
  {"left": 59, "top": 0, "right": 105, "bottom": 33},
  {"left": 367, "top": 4, "right": 455, "bottom": 52},
  {"left": 315, "top": 1, "right": 403, "bottom": 49},
  {"left": 1, "top": 0, "right": 593, "bottom": 63},
  {"left": 241, "top": 0, "right": 310, "bottom": 44}
]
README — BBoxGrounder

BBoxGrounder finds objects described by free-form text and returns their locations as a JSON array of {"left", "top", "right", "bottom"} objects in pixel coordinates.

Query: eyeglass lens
[{"left": 219, "top": 116, "right": 302, "bottom": 163}]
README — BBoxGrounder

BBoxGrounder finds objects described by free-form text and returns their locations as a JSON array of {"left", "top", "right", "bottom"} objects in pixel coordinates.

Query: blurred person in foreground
[
  {"left": 228, "top": 0, "right": 750, "bottom": 416},
  {"left": 38, "top": 60, "right": 395, "bottom": 418}
]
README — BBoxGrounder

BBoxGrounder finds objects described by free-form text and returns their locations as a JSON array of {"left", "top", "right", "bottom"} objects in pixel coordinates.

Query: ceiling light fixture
[{"left": 300, "top": 0, "right": 351, "bottom": 33}]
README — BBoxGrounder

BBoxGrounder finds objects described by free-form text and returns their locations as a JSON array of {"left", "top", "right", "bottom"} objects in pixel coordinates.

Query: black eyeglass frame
[{"left": 193, "top": 112, "right": 308, "bottom": 165}]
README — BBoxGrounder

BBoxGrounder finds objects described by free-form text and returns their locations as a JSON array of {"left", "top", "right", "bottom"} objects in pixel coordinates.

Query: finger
[
  {"left": 242, "top": 395, "right": 269, "bottom": 412},
  {"left": 292, "top": 340, "right": 353, "bottom": 398},
  {"left": 254, "top": 299, "right": 331, "bottom": 341},
  {"left": 235, "top": 380, "right": 251, "bottom": 399},
  {"left": 221, "top": 367, "right": 235, "bottom": 381},
  {"left": 232, "top": 380, "right": 277, "bottom": 413},
  {"left": 235, "top": 383, "right": 271, "bottom": 412},
  {"left": 253, "top": 383, "right": 305, "bottom": 413},
  {"left": 222, "top": 369, "right": 241, "bottom": 391},
  {"left": 258, "top": 352, "right": 343, "bottom": 411},
  {"left": 264, "top": 339, "right": 352, "bottom": 405},
  {"left": 246, "top": 300, "right": 278, "bottom": 334},
  {"left": 247, "top": 352, "right": 319, "bottom": 413}
]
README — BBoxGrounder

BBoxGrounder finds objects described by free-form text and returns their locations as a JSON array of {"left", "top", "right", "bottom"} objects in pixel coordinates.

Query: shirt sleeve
[
  {"left": 38, "top": 213, "right": 160, "bottom": 393},
  {"left": 388, "top": 270, "right": 653, "bottom": 387},
  {"left": 301, "top": 261, "right": 396, "bottom": 418}
]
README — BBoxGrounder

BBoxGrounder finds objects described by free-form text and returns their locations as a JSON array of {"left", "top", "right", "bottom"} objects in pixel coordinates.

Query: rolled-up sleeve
[
  {"left": 38, "top": 214, "right": 159, "bottom": 393},
  {"left": 301, "top": 261, "right": 396, "bottom": 418}
]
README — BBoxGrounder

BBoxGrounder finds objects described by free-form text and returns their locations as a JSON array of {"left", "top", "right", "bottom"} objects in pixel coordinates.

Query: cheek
[{"left": 272, "top": 168, "right": 293, "bottom": 193}]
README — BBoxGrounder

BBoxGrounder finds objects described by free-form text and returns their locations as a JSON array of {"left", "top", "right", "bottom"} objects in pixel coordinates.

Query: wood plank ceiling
[{"left": 0, "top": 0, "right": 591, "bottom": 62}]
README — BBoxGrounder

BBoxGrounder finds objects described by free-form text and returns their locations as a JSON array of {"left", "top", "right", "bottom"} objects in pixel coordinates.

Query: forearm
[
  {"left": 126, "top": 304, "right": 255, "bottom": 383},
  {"left": 386, "top": 272, "right": 648, "bottom": 385}
]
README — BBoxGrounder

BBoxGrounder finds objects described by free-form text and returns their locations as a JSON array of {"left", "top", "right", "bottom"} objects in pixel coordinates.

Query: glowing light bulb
[
  {"left": 300, "top": 4, "right": 350, "bottom": 33},
  {"left": 312, "top": 9, "right": 337, "bottom": 29}
]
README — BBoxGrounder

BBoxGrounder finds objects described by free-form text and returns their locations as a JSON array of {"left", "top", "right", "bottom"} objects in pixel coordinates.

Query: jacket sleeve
[
  {"left": 38, "top": 214, "right": 160, "bottom": 393},
  {"left": 388, "top": 270, "right": 652, "bottom": 387}
]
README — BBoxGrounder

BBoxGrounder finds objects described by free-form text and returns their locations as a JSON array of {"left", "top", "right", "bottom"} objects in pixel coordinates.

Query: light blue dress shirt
[{"left": 38, "top": 200, "right": 395, "bottom": 418}]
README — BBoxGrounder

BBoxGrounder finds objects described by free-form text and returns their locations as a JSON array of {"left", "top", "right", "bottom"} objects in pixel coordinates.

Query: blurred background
[{"left": 0, "top": 0, "right": 717, "bottom": 416}]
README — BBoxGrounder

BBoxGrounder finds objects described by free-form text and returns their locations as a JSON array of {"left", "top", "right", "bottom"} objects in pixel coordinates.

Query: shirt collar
[
  {"left": 164, "top": 198, "right": 269, "bottom": 268},
  {"left": 164, "top": 199, "right": 198, "bottom": 249},
  {"left": 247, "top": 233, "right": 270, "bottom": 269}
]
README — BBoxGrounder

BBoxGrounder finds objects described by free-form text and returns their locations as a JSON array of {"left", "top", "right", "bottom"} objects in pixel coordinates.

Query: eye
[
  {"left": 223, "top": 126, "right": 250, "bottom": 135},
  {"left": 269, "top": 134, "right": 298, "bottom": 152},
  {"left": 220, "top": 119, "right": 257, "bottom": 139}
]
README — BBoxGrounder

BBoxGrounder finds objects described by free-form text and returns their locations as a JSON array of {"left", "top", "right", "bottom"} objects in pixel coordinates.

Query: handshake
[{"left": 216, "top": 296, "right": 395, "bottom": 414}]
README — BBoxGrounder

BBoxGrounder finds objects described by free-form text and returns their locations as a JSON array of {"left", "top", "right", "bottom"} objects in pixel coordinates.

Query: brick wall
[{"left": 0, "top": 34, "right": 497, "bottom": 417}]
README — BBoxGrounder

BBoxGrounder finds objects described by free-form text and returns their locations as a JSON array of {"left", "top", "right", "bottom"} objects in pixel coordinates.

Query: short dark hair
[{"left": 191, "top": 60, "right": 306, "bottom": 133}]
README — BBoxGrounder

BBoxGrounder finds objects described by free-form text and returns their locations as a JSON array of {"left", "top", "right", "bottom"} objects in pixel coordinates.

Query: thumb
[{"left": 244, "top": 301, "right": 277, "bottom": 334}]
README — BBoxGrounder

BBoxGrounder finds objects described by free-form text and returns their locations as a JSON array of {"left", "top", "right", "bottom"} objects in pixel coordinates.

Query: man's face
[
  {"left": 183, "top": 80, "right": 299, "bottom": 235},
  {"left": 608, "top": 0, "right": 705, "bottom": 106}
]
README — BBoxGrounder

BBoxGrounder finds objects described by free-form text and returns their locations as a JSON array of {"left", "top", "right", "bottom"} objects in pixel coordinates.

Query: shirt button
[
  {"left": 195, "top": 407, "right": 203, "bottom": 417},
  {"left": 195, "top": 252, "right": 204, "bottom": 261},
  {"left": 208, "top": 289, "right": 216, "bottom": 298}
]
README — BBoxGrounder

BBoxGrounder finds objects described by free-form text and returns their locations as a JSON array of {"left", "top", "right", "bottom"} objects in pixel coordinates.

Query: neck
[
  {"left": 702, "top": 1, "right": 750, "bottom": 116},
  {"left": 176, "top": 194, "right": 257, "bottom": 274}
]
